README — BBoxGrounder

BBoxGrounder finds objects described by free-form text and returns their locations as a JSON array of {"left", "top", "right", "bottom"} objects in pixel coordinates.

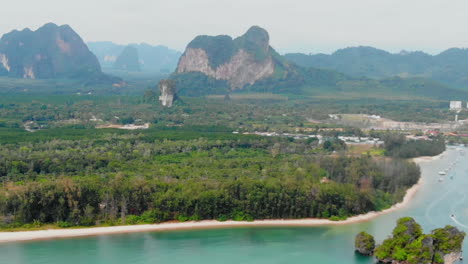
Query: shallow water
[{"left": 1, "top": 147, "right": 466, "bottom": 264}]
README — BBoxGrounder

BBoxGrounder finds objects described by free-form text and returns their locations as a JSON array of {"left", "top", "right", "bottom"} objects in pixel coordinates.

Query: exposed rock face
[
  {"left": 159, "top": 79, "right": 176, "bottom": 107},
  {"left": 176, "top": 26, "right": 276, "bottom": 90},
  {"left": 177, "top": 48, "right": 274, "bottom": 89},
  {"left": 0, "top": 54, "right": 10, "bottom": 72},
  {"left": 432, "top": 225, "right": 466, "bottom": 264},
  {"left": 442, "top": 252, "right": 462, "bottom": 264},
  {"left": 114, "top": 46, "right": 141, "bottom": 72},
  {"left": 0, "top": 23, "right": 102, "bottom": 79},
  {"left": 354, "top": 232, "right": 375, "bottom": 256}
]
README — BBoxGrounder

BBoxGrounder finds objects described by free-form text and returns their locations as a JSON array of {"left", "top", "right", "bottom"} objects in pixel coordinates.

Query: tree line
[{"left": 0, "top": 129, "right": 420, "bottom": 228}]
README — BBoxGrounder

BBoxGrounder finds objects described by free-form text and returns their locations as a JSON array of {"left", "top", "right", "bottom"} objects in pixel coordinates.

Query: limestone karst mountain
[
  {"left": 172, "top": 26, "right": 307, "bottom": 96},
  {"left": 114, "top": 46, "right": 141, "bottom": 72},
  {"left": 0, "top": 23, "right": 113, "bottom": 83},
  {"left": 171, "top": 26, "right": 468, "bottom": 99},
  {"left": 87, "top": 42, "right": 181, "bottom": 72}
]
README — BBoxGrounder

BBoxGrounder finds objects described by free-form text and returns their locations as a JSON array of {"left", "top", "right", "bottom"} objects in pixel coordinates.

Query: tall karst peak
[
  {"left": 0, "top": 22, "right": 106, "bottom": 81},
  {"left": 241, "top": 25, "right": 270, "bottom": 52},
  {"left": 114, "top": 45, "right": 141, "bottom": 72},
  {"left": 176, "top": 26, "right": 278, "bottom": 91}
]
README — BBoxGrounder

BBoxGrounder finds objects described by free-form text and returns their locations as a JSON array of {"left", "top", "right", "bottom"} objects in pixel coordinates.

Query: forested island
[{"left": 355, "top": 217, "right": 466, "bottom": 264}]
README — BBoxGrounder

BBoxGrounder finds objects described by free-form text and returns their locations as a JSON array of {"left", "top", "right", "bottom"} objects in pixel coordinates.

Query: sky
[{"left": 2, "top": 0, "right": 468, "bottom": 54}]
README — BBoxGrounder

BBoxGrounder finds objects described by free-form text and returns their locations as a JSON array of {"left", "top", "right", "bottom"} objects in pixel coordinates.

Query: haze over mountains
[
  {"left": 87, "top": 42, "right": 181, "bottom": 73},
  {"left": 114, "top": 46, "right": 141, "bottom": 72},
  {"left": 284, "top": 47, "right": 468, "bottom": 89},
  {"left": 1, "top": 22, "right": 468, "bottom": 100}
]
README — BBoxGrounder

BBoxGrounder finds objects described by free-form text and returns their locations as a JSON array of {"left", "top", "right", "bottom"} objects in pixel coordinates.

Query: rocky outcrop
[
  {"left": 432, "top": 225, "right": 466, "bottom": 264},
  {"left": 0, "top": 53, "right": 10, "bottom": 72},
  {"left": 354, "top": 232, "right": 375, "bottom": 256},
  {"left": 442, "top": 252, "right": 462, "bottom": 264},
  {"left": 176, "top": 26, "right": 277, "bottom": 91},
  {"left": 363, "top": 217, "right": 465, "bottom": 264},
  {"left": 0, "top": 23, "right": 103, "bottom": 80},
  {"left": 158, "top": 79, "right": 176, "bottom": 107},
  {"left": 177, "top": 48, "right": 274, "bottom": 90}
]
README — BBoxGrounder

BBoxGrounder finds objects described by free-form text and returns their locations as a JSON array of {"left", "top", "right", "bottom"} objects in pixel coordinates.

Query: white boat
[{"left": 439, "top": 171, "right": 447, "bottom": 175}]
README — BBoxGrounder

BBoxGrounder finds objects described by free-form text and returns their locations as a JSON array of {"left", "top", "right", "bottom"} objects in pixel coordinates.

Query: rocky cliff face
[
  {"left": 177, "top": 48, "right": 274, "bottom": 89},
  {"left": 176, "top": 26, "right": 277, "bottom": 90},
  {"left": 0, "top": 23, "right": 102, "bottom": 80},
  {"left": 159, "top": 79, "right": 176, "bottom": 107},
  {"left": 433, "top": 226, "right": 465, "bottom": 264}
]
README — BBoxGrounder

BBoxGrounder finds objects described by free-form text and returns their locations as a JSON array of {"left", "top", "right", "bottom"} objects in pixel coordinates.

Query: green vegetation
[
  {"left": 285, "top": 47, "right": 468, "bottom": 90},
  {"left": 369, "top": 217, "right": 466, "bottom": 264},
  {"left": 382, "top": 134, "right": 446, "bottom": 158},
  {"left": 186, "top": 26, "right": 271, "bottom": 69},
  {"left": 187, "top": 35, "right": 236, "bottom": 69},
  {"left": 175, "top": 27, "right": 468, "bottom": 99},
  {"left": 354, "top": 231, "right": 375, "bottom": 256},
  {"left": 0, "top": 124, "right": 420, "bottom": 229},
  {"left": 0, "top": 84, "right": 448, "bottom": 231}
]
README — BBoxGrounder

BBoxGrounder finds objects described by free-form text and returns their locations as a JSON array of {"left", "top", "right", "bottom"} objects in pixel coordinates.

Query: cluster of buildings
[
  {"left": 449, "top": 101, "right": 467, "bottom": 111},
  {"left": 449, "top": 101, "right": 468, "bottom": 122}
]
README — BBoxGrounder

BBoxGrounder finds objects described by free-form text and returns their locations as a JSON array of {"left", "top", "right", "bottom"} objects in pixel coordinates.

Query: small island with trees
[{"left": 355, "top": 217, "right": 466, "bottom": 264}]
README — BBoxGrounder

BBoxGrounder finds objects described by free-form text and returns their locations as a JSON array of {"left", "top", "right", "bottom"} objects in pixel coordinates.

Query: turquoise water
[{"left": 1, "top": 147, "right": 466, "bottom": 264}]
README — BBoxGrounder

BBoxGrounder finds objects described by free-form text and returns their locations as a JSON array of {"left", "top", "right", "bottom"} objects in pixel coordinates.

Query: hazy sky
[{"left": 3, "top": 0, "right": 468, "bottom": 54}]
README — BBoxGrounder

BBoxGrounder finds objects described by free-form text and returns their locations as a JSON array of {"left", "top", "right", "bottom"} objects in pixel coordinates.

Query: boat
[
  {"left": 439, "top": 177, "right": 444, "bottom": 182},
  {"left": 439, "top": 171, "right": 446, "bottom": 176}
]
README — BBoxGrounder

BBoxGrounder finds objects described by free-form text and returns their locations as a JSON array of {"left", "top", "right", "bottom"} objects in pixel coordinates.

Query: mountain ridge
[
  {"left": 284, "top": 46, "right": 468, "bottom": 88},
  {"left": 87, "top": 42, "right": 181, "bottom": 73}
]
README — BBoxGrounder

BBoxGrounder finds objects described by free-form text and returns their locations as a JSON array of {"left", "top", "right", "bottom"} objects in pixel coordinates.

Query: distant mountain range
[
  {"left": 0, "top": 23, "right": 121, "bottom": 86},
  {"left": 170, "top": 26, "right": 468, "bottom": 100},
  {"left": 114, "top": 46, "right": 141, "bottom": 72},
  {"left": 2, "top": 22, "right": 468, "bottom": 99},
  {"left": 284, "top": 47, "right": 468, "bottom": 89},
  {"left": 87, "top": 42, "right": 181, "bottom": 73}
]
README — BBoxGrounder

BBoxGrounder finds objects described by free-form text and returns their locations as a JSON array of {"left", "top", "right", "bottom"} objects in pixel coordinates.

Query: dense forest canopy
[
  {"left": 0, "top": 126, "right": 420, "bottom": 228},
  {"left": 0, "top": 87, "right": 451, "bottom": 230}
]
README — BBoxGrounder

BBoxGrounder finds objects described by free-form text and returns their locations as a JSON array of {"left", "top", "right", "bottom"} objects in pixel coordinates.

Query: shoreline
[{"left": 0, "top": 151, "right": 446, "bottom": 243}]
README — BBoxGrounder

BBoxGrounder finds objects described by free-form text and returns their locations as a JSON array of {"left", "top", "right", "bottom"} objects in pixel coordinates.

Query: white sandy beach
[{"left": 0, "top": 151, "right": 446, "bottom": 243}]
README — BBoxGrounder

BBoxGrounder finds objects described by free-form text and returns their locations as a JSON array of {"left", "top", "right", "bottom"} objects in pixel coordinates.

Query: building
[{"left": 450, "top": 101, "right": 462, "bottom": 110}]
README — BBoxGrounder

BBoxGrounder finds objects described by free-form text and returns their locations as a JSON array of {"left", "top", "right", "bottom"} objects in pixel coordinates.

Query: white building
[{"left": 450, "top": 101, "right": 462, "bottom": 110}]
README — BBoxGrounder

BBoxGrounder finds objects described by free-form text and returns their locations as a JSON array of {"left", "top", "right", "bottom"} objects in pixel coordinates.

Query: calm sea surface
[{"left": 1, "top": 147, "right": 466, "bottom": 264}]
